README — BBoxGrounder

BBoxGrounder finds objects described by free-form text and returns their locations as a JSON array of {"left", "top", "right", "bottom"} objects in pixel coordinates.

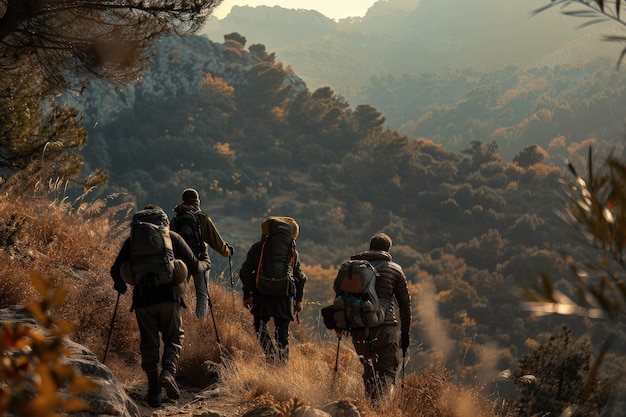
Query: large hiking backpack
[
  {"left": 254, "top": 216, "right": 299, "bottom": 297},
  {"left": 325, "top": 259, "right": 387, "bottom": 331},
  {"left": 124, "top": 208, "right": 176, "bottom": 286},
  {"left": 172, "top": 211, "right": 205, "bottom": 256}
]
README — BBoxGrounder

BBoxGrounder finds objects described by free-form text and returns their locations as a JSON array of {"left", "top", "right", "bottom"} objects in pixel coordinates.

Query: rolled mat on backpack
[
  {"left": 172, "top": 259, "right": 188, "bottom": 285},
  {"left": 173, "top": 259, "right": 190, "bottom": 298},
  {"left": 261, "top": 216, "right": 299, "bottom": 239}
]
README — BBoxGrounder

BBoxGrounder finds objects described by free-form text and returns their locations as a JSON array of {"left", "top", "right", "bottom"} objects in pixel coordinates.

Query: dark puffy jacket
[{"left": 351, "top": 250, "right": 412, "bottom": 333}]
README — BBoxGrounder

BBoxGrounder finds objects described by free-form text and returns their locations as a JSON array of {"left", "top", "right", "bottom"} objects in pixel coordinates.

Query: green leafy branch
[
  {"left": 526, "top": 147, "right": 626, "bottom": 319},
  {"left": 533, "top": 0, "right": 626, "bottom": 65}
]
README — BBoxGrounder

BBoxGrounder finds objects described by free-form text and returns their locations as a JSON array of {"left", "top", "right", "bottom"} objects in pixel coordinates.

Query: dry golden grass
[{"left": 0, "top": 177, "right": 496, "bottom": 417}]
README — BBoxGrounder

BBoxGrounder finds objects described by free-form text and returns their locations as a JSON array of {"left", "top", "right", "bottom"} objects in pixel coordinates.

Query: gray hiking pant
[
  {"left": 192, "top": 270, "right": 210, "bottom": 319},
  {"left": 351, "top": 325, "right": 400, "bottom": 402},
  {"left": 135, "top": 301, "right": 184, "bottom": 374}
]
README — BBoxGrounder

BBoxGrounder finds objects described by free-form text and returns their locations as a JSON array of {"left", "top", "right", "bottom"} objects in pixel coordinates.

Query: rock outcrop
[{"left": 0, "top": 305, "right": 139, "bottom": 417}]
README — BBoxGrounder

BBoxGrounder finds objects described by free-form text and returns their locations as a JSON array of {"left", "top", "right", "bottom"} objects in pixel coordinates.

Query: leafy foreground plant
[
  {"left": 0, "top": 271, "right": 98, "bottom": 417},
  {"left": 525, "top": 147, "right": 626, "bottom": 317}
]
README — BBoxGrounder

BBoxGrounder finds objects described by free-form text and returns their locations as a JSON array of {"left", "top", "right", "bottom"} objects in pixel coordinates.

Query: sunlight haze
[{"left": 212, "top": 0, "right": 380, "bottom": 20}]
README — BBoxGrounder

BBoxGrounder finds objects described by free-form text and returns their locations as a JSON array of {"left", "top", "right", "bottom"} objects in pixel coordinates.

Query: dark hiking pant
[
  {"left": 254, "top": 316, "right": 290, "bottom": 363},
  {"left": 351, "top": 325, "right": 400, "bottom": 402},
  {"left": 135, "top": 301, "right": 184, "bottom": 374}
]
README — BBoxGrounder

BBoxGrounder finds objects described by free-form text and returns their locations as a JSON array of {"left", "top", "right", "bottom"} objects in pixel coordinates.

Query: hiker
[
  {"left": 110, "top": 205, "right": 211, "bottom": 408},
  {"left": 239, "top": 217, "right": 307, "bottom": 364},
  {"left": 349, "top": 232, "right": 412, "bottom": 406},
  {"left": 170, "top": 188, "right": 234, "bottom": 319}
]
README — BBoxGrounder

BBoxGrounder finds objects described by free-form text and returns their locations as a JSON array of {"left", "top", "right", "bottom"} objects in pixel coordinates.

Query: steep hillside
[
  {"left": 66, "top": 34, "right": 306, "bottom": 127},
  {"left": 0, "top": 186, "right": 496, "bottom": 417}
]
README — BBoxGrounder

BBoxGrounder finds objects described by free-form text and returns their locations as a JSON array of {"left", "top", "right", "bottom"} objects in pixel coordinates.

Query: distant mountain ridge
[{"left": 201, "top": 0, "right": 616, "bottom": 96}]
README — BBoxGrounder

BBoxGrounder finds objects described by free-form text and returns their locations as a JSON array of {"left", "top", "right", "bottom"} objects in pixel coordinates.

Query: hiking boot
[
  {"left": 146, "top": 369, "right": 162, "bottom": 408},
  {"left": 160, "top": 369, "right": 180, "bottom": 400},
  {"left": 278, "top": 345, "right": 289, "bottom": 364}
]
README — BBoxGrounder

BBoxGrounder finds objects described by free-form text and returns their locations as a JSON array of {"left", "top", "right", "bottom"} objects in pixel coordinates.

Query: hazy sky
[{"left": 212, "top": 0, "right": 379, "bottom": 20}]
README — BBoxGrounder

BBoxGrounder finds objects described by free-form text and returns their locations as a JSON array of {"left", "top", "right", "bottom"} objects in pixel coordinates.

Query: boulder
[
  {"left": 0, "top": 305, "right": 139, "bottom": 417},
  {"left": 321, "top": 400, "right": 360, "bottom": 417}
]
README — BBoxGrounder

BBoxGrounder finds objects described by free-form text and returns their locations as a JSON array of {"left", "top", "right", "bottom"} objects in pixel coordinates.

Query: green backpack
[{"left": 128, "top": 208, "right": 175, "bottom": 286}]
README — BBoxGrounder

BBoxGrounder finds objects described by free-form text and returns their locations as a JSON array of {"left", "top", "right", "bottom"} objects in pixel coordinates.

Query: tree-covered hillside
[
  {"left": 201, "top": 0, "right": 618, "bottom": 95},
  {"left": 354, "top": 58, "right": 626, "bottom": 161},
  {"left": 72, "top": 33, "right": 626, "bottom": 394}
]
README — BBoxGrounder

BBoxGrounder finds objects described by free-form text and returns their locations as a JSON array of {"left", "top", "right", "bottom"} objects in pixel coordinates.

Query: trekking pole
[
  {"left": 102, "top": 292, "right": 120, "bottom": 364},
  {"left": 206, "top": 288, "right": 221, "bottom": 344},
  {"left": 334, "top": 330, "right": 342, "bottom": 373},
  {"left": 229, "top": 256, "right": 235, "bottom": 310},
  {"left": 401, "top": 349, "right": 406, "bottom": 390}
]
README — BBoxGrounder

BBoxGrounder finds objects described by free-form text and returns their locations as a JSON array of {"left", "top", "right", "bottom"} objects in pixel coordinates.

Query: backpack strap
[
  {"left": 343, "top": 261, "right": 355, "bottom": 332},
  {"left": 255, "top": 236, "right": 268, "bottom": 289},
  {"left": 192, "top": 212, "right": 204, "bottom": 254},
  {"left": 367, "top": 259, "right": 392, "bottom": 319},
  {"left": 287, "top": 240, "right": 296, "bottom": 278},
  {"left": 183, "top": 211, "right": 204, "bottom": 254}
]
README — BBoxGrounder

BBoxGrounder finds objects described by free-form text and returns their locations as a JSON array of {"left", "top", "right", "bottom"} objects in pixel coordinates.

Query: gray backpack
[{"left": 325, "top": 259, "right": 388, "bottom": 331}]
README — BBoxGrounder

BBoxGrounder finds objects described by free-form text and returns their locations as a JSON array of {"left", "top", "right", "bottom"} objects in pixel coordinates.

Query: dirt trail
[{"left": 126, "top": 382, "right": 248, "bottom": 417}]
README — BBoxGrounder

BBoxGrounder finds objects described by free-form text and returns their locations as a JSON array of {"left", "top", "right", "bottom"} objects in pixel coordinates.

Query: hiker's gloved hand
[
  {"left": 114, "top": 281, "right": 127, "bottom": 295},
  {"left": 294, "top": 301, "right": 303, "bottom": 313},
  {"left": 401, "top": 332, "right": 410, "bottom": 354},
  {"left": 243, "top": 297, "right": 253, "bottom": 310},
  {"left": 199, "top": 259, "right": 211, "bottom": 273},
  {"left": 226, "top": 243, "right": 234, "bottom": 257},
  {"left": 198, "top": 252, "right": 209, "bottom": 261}
]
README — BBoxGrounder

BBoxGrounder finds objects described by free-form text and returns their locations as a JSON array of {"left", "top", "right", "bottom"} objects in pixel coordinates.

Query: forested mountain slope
[
  {"left": 201, "top": 0, "right": 618, "bottom": 95},
  {"left": 354, "top": 58, "right": 626, "bottom": 160},
  {"left": 70, "top": 33, "right": 626, "bottom": 390}
]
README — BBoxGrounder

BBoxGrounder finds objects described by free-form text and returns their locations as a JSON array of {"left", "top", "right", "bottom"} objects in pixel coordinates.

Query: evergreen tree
[
  {"left": 0, "top": 74, "right": 106, "bottom": 188},
  {"left": 513, "top": 326, "right": 612, "bottom": 417},
  {"left": 513, "top": 145, "right": 546, "bottom": 168},
  {"left": 0, "top": 0, "right": 221, "bottom": 92}
]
